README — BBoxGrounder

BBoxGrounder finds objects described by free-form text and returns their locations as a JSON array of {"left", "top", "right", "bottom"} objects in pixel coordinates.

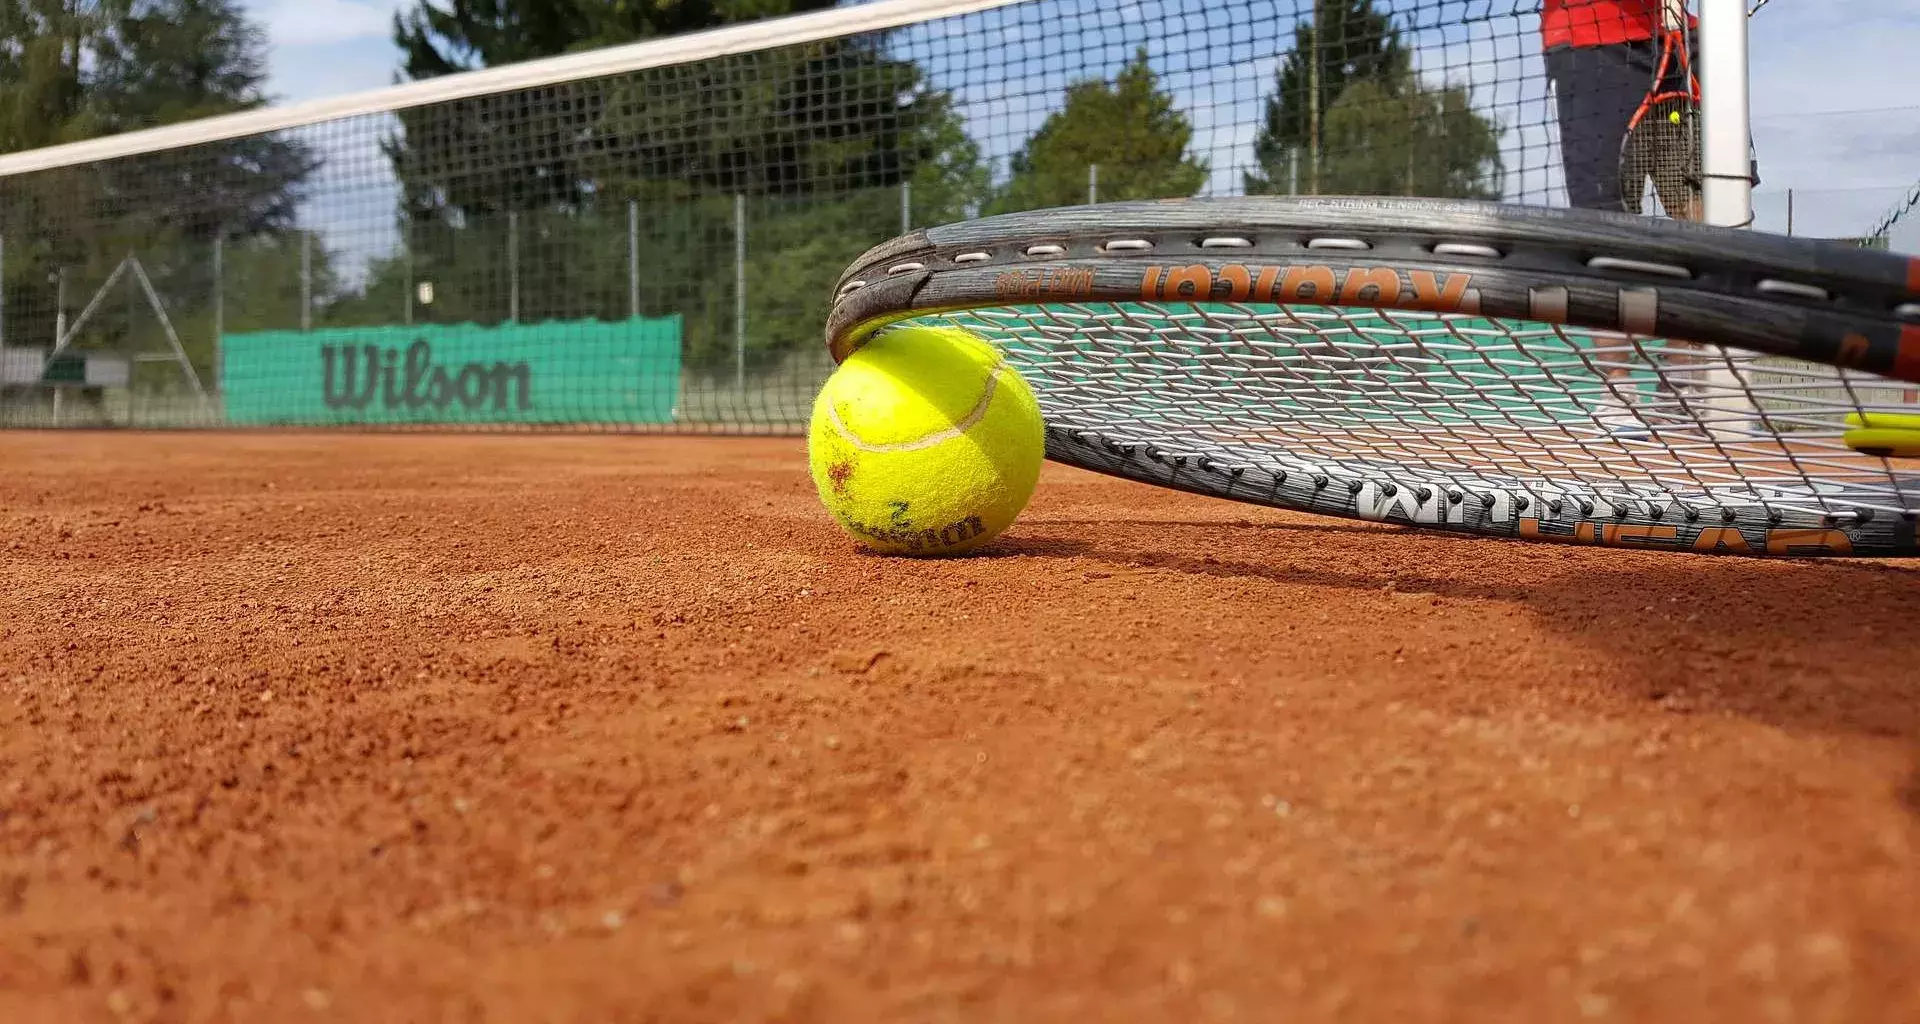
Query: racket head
[
  {"left": 825, "top": 196, "right": 1920, "bottom": 558},
  {"left": 1617, "top": 29, "right": 1703, "bottom": 220}
]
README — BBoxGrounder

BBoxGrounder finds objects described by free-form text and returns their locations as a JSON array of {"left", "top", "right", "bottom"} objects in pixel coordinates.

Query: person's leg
[{"left": 1545, "top": 41, "right": 1658, "bottom": 212}]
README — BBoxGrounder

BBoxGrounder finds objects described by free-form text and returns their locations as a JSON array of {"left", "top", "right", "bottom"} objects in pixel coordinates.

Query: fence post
[
  {"left": 54, "top": 267, "right": 66, "bottom": 346},
  {"left": 0, "top": 233, "right": 6, "bottom": 348},
  {"left": 1088, "top": 164, "right": 1099, "bottom": 204},
  {"left": 300, "top": 232, "right": 312, "bottom": 332},
  {"left": 52, "top": 268, "right": 65, "bottom": 424},
  {"left": 404, "top": 233, "right": 414, "bottom": 326},
  {"left": 212, "top": 233, "right": 223, "bottom": 393},
  {"left": 1308, "top": 16, "right": 1321, "bottom": 195},
  {"left": 508, "top": 211, "right": 520, "bottom": 323},
  {"left": 734, "top": 194, "right": 746, "bottom": 392},
  {"left": 628, "top": 200, "right": 640, "bottom": 320},
  {"left": 901, "top": 180, "right": 912, "bottom": 234}
]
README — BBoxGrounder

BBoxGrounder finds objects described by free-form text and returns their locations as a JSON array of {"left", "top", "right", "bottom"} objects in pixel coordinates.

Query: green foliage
[
  {"left": 0, "top": 0, "right": 315, "bottom": 386},
  {"left": 391, "top": 0, "right": 842, "bottom": 77},
  {"left": 1317, "top": 77, "right": 1504, "bottom": 199},
  {"left": 0, "top": 0, "right": 94, "bottom": 154},
  {"left": 987, "top": 47, "right": 1208, "bottom": 215},
  {"left": 386, "top": 0, "right": 887, "bottom": 218},
  {"left": 1243, "top": 0, "right": 1502, "bottom": 199},
  {"left": 220, "top": 231, "right": 337, "bottom": 335},
  {"left": 364, "top": 0, "right": 990, "bottom": 373},
  {"left": 1245, "top": 0, "right": 1408, "bottom": 195}
]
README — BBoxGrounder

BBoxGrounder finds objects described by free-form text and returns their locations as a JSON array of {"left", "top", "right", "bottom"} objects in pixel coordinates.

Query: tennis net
[{"left": 0, "top": 0, "right": 1593, "bottom": 431}]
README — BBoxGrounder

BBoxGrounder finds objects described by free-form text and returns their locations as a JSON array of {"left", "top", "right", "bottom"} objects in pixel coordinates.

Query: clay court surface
[{"left": 6, "top": 430, "right": 1920, "bottom": 1023}]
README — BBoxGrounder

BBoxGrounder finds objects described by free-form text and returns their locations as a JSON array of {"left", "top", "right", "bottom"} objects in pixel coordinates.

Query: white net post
[{"left": 1698, "top": 0, "right": 1760, "bottom": 442}]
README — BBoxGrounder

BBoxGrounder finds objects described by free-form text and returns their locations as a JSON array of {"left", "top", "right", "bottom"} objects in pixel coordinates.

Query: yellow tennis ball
[
  {"left": 808, "top": 324, "right": 1045, "bottom": 557},
  {"left": 1668, "top": 109, "right": 1682, "bottom": 124}
]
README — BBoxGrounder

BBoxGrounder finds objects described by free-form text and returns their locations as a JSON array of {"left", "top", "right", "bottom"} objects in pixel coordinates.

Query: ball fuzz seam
[
  {"left": 807, "top": 325, "right": 1044, "bottom": 557},
  {"left": 822, "top": 367, "right": 1001, "bottom": 454}
]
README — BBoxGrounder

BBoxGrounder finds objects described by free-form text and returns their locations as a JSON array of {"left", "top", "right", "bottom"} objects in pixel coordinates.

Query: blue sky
[{"left": 252, "top": 0, "right": 1920, "bottom": 255}]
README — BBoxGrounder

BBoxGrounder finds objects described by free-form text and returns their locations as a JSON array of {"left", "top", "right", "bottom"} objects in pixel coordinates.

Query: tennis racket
[
  {"left": 824, "top": 196, "right": 1920, "bottom": 558},
  {"left": 1618, "top": 11, "right": 1702, "bottom": 220}
]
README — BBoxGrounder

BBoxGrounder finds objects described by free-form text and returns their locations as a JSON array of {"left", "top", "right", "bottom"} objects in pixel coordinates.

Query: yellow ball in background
[{"left": 808, "top": 324, "right": 1045, "bottom": 557}]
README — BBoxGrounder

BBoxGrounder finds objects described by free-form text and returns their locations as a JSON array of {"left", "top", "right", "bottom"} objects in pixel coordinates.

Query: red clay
[{"left": 3, "top": 430, "right": 1920, "bottom": 1023}]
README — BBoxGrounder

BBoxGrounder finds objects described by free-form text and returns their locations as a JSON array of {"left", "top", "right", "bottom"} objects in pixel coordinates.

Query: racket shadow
[
  {"left": 993, "top": 525, "right": 1920, "bottom": 775},
  {"left": 1027, "top": 518, "right": 1393, "bottom": 538}
]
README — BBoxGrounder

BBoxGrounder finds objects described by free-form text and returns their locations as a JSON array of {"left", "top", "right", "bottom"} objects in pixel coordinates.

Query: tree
[
  {"left": 1317, "top": 77, "right": 1504, "bottom": 199},
  {"left": 370, "top": 0, "right": 990, "bottom": 375},
  {"left": 385, "top": 1, "right": 979, "bottom": 216},
  {"left": 987, "top": 47, "right": 1208, "bottom": 215},
  {"left": 1244, "top": 0, "right": 1413, "bottom": 195},
  {"left": 0, "top": 0, "right": 316, "bottom": 379},
  {"left": 0, "top": 0, "right": 93, "bottom": 154},
  {"left": 392, "top": 0, "right": 841, "bottom": 78},
  {"left": 84, "top": 0, "right": 313, "bottom": 241},
  {"left": 386, "top": 0, "right": 852, "bottom": 217}
]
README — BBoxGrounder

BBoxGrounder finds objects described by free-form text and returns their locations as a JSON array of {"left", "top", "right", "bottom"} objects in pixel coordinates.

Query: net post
[
  {"left": 901, "top": 180, "right": 912, "bottom": 234},
  {"left": 627, "top": 200, "right": 639, "bottom": 320},
  {"left": 1288, "top": 148, "right": 1299, "bottom": 196},
  {"left": 126, "top": 251, "right": 136, "bottom": 356},
  {"left": 1699, "top": 0, "right": 1758, "bottom": 440},
  {"left": 1699, "top": 0, "right": 1753, "bottom": 229},
  {"left": 734, "top": 193, "right": 746, "bottom": 393},
  {"left": 1088, "top": 164, "right": 1098, "bottom": 204}
]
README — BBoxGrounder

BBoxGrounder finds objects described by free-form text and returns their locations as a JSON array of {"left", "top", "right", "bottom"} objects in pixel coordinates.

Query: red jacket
[{"left": 1540, "top": 0, "right": 1694, "bottom": 48}]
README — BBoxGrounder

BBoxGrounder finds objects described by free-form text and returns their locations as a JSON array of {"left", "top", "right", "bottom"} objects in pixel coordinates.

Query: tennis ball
[{"left": 808, "top": 324, "right": 1045, "bottom": 557}]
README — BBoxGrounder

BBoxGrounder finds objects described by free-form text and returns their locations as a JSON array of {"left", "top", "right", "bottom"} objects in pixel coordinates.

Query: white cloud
[
  {"left": 253, "top": 0, "right": 407, "bottom": 51},
  {"left": 251, "top": 0, "right": 409, "bottom": 105}
]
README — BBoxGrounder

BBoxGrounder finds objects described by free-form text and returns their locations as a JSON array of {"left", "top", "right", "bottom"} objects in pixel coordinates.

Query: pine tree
[
  {"left": 375, "top": 0, "right": 989, "bottom": 372},
  {"left": 1317, "top": 77, "right": 1504, "bottom": 199},
  {"left": 385, "top": 0, "right": 931, "bottom": 216},
  {"left": 0, "top": 0, "right": 316, "bottom": 370},
  {"left": 1243, "top": 0, "right": 1503, "bottom": 199},
  {"left": 987, "top": 47, "right": 1208, "bottom": 215}
]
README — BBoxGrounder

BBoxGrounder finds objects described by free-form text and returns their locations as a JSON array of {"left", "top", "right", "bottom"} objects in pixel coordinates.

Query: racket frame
[{"left": 824, "top": 196, "right": 1920, "bottom": 557}]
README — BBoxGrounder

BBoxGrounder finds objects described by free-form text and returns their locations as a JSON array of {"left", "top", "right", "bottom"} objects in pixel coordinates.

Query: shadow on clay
[
  {"left": 1027, "top": 517, "right": 1396, "bottom": 537},
  {"left": 850, "top": 535, "right": 1094, "bottom": 560},
  {"left": 980, "top": 521, "right": 1920, "bottom": 801}
]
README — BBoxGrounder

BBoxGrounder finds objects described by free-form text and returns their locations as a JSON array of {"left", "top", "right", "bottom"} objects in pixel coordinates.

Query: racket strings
[{"left": 931, "top": 303, "right": 1920, "bottom": 524}]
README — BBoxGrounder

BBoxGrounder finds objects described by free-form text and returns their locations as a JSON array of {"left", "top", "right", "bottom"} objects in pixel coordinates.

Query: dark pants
[{"left": 1545, "top": 41, "right": 1666, "bottom": 212}]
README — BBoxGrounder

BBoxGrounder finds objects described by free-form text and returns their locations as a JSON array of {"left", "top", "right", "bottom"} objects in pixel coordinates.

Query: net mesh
[
  {"left": 2, "top": 0, "right": 1709, "bottom": 431},
  {"left": 922, "top": 303, "right": 1920, "bottom": 525}
]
